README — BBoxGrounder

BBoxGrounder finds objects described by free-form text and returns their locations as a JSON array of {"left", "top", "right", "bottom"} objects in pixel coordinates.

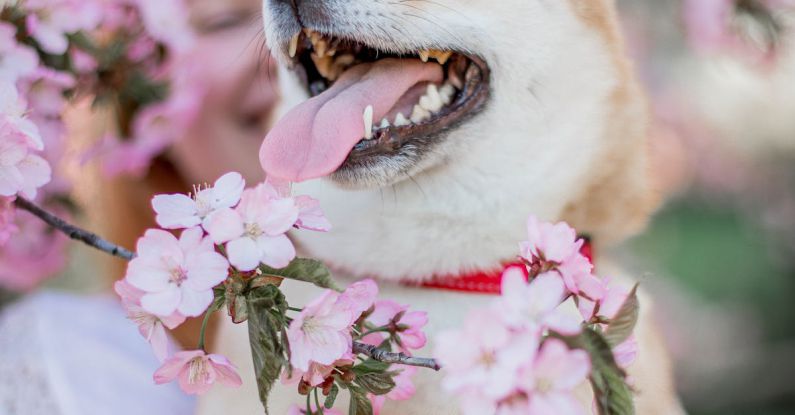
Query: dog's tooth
[
  {"left": 419, "top": 95, "right": 434, "bottom": 112},
  {"left": 427, "top": 84, "right": 444, "bottom": 108},
  {"left": 316, "top": 39, "right": 328, "bottom": 57},
  {"left": 335, "top": 54, "right": 355, "bottom": 66},
  {"left": 394, "top": 112, "right": 409, "bottom": 126},
  {"left": 419, "top": 50, "right": 430, "bottom": 63},
  {"left": 288, "top": 34, "right": 300, "bottom": 58},
  {"left": 411, "top": 105, "right": 430, "bottom": 123},
  {"left": 380, "top": 118, "right": 391, "bottom": 129},
  {"left": 363, "top": 105, "right": 374, "bottom": 139},
  {"left": 448, "top": 70, "right": 464, "bottom": 89},
  {"left": 312, "top": 53, "right": 336, "bottom": 80},
  {"left": 440, "top": 83, "right": 455, "bottom": 105},
  {"left": 430, "top": 50, "right": 452, "bottom": 65}
]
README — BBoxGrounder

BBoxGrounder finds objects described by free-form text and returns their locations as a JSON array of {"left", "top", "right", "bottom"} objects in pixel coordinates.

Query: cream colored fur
[{"left": 198, "top": 0, "right": 682, "bottom": 413}]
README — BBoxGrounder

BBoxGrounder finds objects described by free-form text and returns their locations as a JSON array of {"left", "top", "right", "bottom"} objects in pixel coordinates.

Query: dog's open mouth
[{"left": 260, "top": 29, "right": 491, "bottom": 183}]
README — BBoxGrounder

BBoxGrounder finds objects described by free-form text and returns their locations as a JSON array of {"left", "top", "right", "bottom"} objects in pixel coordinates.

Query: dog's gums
[{"left": 261, "top": 28, "right": 491, "bottom": 185}]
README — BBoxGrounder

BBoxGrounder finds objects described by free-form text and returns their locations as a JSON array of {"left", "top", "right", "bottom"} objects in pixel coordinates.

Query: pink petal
[
  {"left": 149, "top": 321, "right": 169, "bottom": 361},
  {"left": 534, "top": 339, "right": 590, "bottom": 390},
  {"left": 208, "top": 354, "right": 243, "bottom": 387},
  {"left": 203, "top": 207, "right": 244, "bottom": 244},
  {"left": 17, "top": 154, "right": 51, "bottom": 198},
  {"left": 261, "top": 197, "right": 299, "bottom": 235},
  {"left": 295, "top": 195, "right": 332, "bottom": 232},
  {"left": 153, "top": 350, "right": 204, "bottom": 384},
  {"left": 141, "top": 286, "right": 182, "bottom": 316},
  {"left": 152, "top": 194, "right": 200, "bottom": 229},
  {"left": 185, "top": 251, "right": 229, "bottom": 291},
  {"left": 125, "top": 260, "right": 172, "bottom": 292},
  {"left": 178, "top": 226, "right": 205, "bottom": 253},
  {"left": 210, "top": 172, "right": 245, "bottom": 208},
  {"left": 256, "top": 234, "right": 295, "bottom": 269},
  {"left": 399, "top": 310, "right": 428, "bottom": 330},
  {"left": 226, "top": 237, "right": 261, "bottom": 271},
  {"left": 528, "top": 393, "right": 585, "bottom": 415},
  {"left": 177, "top": 286, "right": 214, "bottom": 317},
  {"left": 136, "top": 229, "right": 183, "bottom": 262}
]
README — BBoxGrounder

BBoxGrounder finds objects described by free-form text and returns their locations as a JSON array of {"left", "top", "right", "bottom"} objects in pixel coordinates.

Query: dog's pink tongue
[{"left": 260, "top": 59, "right": 443, "bottom": 182}]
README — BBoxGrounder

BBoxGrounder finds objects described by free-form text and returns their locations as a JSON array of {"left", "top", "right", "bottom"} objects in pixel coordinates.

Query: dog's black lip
[{"left": 347, "top": 56, "right": 490, "bottom": 161}]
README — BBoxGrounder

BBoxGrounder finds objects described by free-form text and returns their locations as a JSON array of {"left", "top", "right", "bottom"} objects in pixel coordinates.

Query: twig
[
  {"left": 353, "top": 341, "right": 441, "bottom": 371},
  {"left": 13, "top": 196, "right": 136, "bottom": 261}
]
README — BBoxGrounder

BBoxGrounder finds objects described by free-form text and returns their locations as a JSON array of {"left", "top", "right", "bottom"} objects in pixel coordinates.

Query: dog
[{"left": 197, "top": 0, "right": 684, "bottom": 413}]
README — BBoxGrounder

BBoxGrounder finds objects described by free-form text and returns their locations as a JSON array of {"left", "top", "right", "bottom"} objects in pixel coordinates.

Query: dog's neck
[{"left": 277, "top": 2, "right": 656, "bottom": 281}]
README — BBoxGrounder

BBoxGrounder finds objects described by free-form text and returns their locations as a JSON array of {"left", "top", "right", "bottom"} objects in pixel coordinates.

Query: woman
[{"left": 0, "top": 0, "right": 278, "bottom": 413}]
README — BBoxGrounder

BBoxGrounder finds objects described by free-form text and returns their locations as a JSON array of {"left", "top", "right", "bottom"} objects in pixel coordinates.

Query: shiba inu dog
[{"left": 198, "top": 0, "right": 684, "bottom": 413}]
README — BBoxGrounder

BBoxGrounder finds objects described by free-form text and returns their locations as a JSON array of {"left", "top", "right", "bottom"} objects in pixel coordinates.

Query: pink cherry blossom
[
  {"left": 498, "top": 268, "right": 581, "bottom": 336},
  {"left": 115, "top": 279, "right": 186, "bottom": 361},
  {"left": 282, "top": 356, "right": 354, "bottom": 388},
  {"left": 516, "top": 339, "right": 590, "bottom": 415},
  {"left": 24, "top": 0, "right": 102, "bottom": 55},
  {"left": 337, "top": 278, "right": 379, "bottom": 317},
  {"left": 0, "top": 23, "right": 39, "bottom": 83},
  {"left": 521, "top": 216, "right": 582, "bottom": 264},
  {"left": 287, "top": 290, "right": 355, "bottom": 371},
  {"left": 520, "top": 216, "right": 602, "bottom": 299},
  {"left": 152, "top": 172, "right": 245, "bottom": 229},
  {"left": 125, "top": 227, "right": 230, "bottom": 317},
  {"left": 578, "top": 279, "right": 638, "bottom": 368},
  {"left": 19, "top": 68, "right": 75, "bottom": 117},
  {"left": 369, "top": 366, "right": 417, "bottom": 414},
  {"left": 435, "top": 308, "right": 539, "bottom": 401},
  {"left": 135, "top": 0, "right": 195, "bottom": 53},
  {"left": 204, "top": 183, "right": 299, "bottom": 271},
  {"left": 0, "top": 121, "right": 51, "bottom": 198},
  {"left": 295, "top": 195, "right": 332, "bottom": 231},
  {"left": 363, "top": 300, "right": 428, "bottom": 352},
  {"left": 154, "top": 350, "right": 242, "bottom": 395},
  {"left": 1, "top": 83, "right": 44, "bottom": 150}
]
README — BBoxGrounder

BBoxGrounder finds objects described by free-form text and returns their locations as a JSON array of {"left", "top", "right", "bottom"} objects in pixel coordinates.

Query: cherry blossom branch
[
  {"left": 13, "top": 197, "right": 136, "bottom": 261},
  {"left": 352, "top": 342, "right": 442, "bottom": 371}
]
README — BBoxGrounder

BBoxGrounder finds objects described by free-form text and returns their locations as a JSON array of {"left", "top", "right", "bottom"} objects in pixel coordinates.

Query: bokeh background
[{"left": 616, "top": 1, "right": 795, "bottom": 414}]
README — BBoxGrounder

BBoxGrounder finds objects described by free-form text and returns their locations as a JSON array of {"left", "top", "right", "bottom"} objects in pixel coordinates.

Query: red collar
[{"left": 403, "top": 238, "right": 593, "bottom": 295}]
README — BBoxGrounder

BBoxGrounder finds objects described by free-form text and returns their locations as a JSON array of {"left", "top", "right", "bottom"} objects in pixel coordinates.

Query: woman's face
[{"left": 169, "top": 0, "right": 278, "bottom": 185}]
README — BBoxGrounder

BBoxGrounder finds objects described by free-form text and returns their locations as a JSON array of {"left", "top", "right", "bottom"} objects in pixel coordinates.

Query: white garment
[{"left": 0, "top": 291, "right": 196, "bottom": 415}]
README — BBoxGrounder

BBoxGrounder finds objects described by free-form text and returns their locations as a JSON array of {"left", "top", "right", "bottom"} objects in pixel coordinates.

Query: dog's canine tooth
[
  {"left": 380, "top": 118, "right": 391, "bottom": 129},
  {"left": 394, "top": 112, "right": 409, "bottom": 126},
  {"left": 411, "top": 105, "right": 431, "bottom": 123},
  {"left": 419, "top": 50, "right": 430, "bottom": 63},
  {"left": 363, "top": 105, "right": 374, "bottom": 139},
  {"left": 429, "top": 50, "right": 452, "bottom": 65},
  {"left": 335, "top": 54, "right": 356, "bottom": 69},
  {"left": 288, "top": 34, "right": 300, "bottom": 58}
]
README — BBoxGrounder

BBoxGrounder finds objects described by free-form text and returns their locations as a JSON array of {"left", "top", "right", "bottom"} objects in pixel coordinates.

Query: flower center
[
  {"left": 187, "top": 357, "right": 211, "bottom": 385},
  {"left": 170, "top": 267, "right": 188, "bottom": 286},
  {"left": 536, "top": 377, "right": 554, "bottom": 394},
  {"left": 478, "top": 351, "right": 497, "bottom": 368},
  {"left": 244, "top": 222, "right": 264, "bottom": 238}
]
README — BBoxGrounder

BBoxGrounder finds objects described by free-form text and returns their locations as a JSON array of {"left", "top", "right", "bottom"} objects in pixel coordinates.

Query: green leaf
[
  {"left": 354, "top": 371, "right": 396, "bottom": 396},
  {"left": 603, "top": 284, "right": 640, "bottom": 347},
  {"left": 352, "top": 359, "right": 390, "bottom": 376},
  {"left": 347, "top": 386, "right": 374, "bottom": 415},
  {"left": 260, "top": 258, "right": 340, "bottom": 291},
  {"left": 581, "top": 328, "right": 635, "bottom": 415},
  {"left": 324, "top": 383, "right": 340, "bottom": 409},
  {"left": 247, "top": 284, "right": 290, "bottom": 414}
]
